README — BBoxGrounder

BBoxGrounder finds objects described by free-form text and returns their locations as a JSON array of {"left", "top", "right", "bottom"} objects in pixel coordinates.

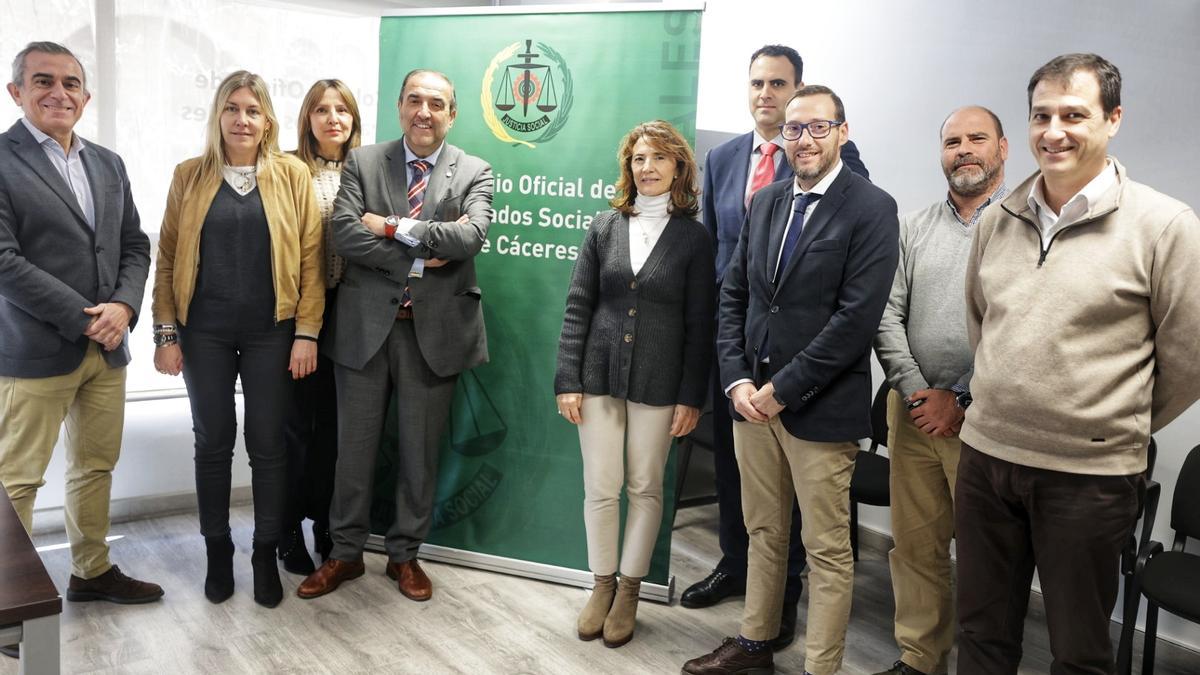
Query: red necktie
[{"left": 746, "top": 142, "right": 779, "bottom": 207}]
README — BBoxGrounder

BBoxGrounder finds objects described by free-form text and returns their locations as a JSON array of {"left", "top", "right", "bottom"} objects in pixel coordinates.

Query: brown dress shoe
[
  {"left": 385, "top": 559, "right": 432, "bottom": 601},
  {"left": 66, "top": 565, "right": 164, "bottom": 604},
  {"left": 682, "top": 637, "right": 774, "bottom": 674},
  {"left": 297, "top": 559, "right": 365, "bottom": 599}
]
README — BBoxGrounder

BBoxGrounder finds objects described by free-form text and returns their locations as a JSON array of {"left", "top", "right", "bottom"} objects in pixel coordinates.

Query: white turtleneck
[{"left": 629, "top": 192, "right": 671, "bottom": 274}]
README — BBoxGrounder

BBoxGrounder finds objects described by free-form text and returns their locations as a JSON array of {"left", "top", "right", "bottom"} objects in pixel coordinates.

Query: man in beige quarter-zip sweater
[{"left": 955, "top": 53, "right": 1200, "bottom": 675}]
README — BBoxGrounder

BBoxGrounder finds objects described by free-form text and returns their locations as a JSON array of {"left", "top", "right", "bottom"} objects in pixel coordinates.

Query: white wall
[
  {"left": 3, "top": 0, "right": 381, "bottom": 514},
  {"left": 5, "top": 0, "right": 1200, "bottom": 653},
  {"left": 693, "top": 0, "right": 1200, "bottom": 651}
]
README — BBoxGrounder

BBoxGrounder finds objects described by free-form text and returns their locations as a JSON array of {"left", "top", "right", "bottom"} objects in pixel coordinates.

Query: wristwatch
[
  {"left": 951, "top": 383, "right": 972, "bottom": 410},
  {"left": 153, "top": 332, "right": 178, "bottom": 347},
  {"left": 384, "top": 215, "right": 400, "bottom": 239}
]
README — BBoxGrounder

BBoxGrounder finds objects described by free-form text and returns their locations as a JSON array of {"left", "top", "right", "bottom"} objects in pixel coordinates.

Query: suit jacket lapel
[
  {"left": 384, "top": 140, "right": 409, "bottom": 217},
  {"left": 777, "top": 156, "right": 795, "bottom": 183},
  {"left": 764, "top": 188, "right": 791, "bottom": 284},
  {"left": 731, "top": 132, "right": 754, "bottom": 217},
  {"left": 421, "top": 144, "right": 457, "bottom": 220},
  {"left": 80, "top": 145, "right": 107, "bottom": 234},
  {"left": 776, "top": 166, "right": 851, "bottom": 286},
  {"left": 8, "top": 123, "right": 90, "bottom": 230}
]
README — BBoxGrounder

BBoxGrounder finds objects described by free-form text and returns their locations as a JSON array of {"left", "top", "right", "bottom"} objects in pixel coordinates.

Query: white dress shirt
[
  {"left": 1027, "top": 159, "right": 1117, "bottom": 249},
  {"left": 21, "top": 116, "right": 95, "bottom": 230}
]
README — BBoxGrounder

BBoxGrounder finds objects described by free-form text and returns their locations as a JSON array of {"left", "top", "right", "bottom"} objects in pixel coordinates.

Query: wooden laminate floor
[{"left": 3, "top": 504, "right": 1197, "bottom": 674}]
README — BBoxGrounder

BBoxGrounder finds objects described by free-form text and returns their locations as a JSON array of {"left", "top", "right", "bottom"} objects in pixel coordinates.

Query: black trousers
[
  {"left": 181, "top": 322, "right": 293, "bottom": 544},
  {"left": 283, "top": 290, "right": 339, "bottom": 532},
  {"left": 955, "top": 442, "right": 1144, "bottom": 675},
  {"left": 711, "top": 351, "right": 807, "bottom": 604}
]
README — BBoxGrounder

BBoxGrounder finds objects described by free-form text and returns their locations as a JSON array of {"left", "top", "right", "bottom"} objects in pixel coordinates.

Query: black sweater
[
  {"left": 555, "top": 209, "right": 715, "bottom": 407},
  {"left": 189, "top": 183, "right": 276, "bottom": 332}
]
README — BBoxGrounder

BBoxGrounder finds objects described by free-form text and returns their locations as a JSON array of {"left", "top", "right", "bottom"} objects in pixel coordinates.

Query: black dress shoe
[
  {"left": 0, "top": 644, "right": 17, "bottom": 659},
  {"left": 771, "top": 599, "right": 798, "bottom": 651},
  {"left": 872, "top": 661, "right": 928, "bottom": 675},
  {"left": 680, "top": 570, "right": 746, "bottom": 609}
]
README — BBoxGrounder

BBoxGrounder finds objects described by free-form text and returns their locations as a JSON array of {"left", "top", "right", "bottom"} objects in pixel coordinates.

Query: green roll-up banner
[{"left": 369, "top": 5, "right": 703, "bottom": 596}]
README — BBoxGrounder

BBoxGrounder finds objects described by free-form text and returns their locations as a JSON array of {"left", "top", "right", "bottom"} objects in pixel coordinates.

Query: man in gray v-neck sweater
[{"left": 871, "top": 106, "right": 1008, "bottom": 675}]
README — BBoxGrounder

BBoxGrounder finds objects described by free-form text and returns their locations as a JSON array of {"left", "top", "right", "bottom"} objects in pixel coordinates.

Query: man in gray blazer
[
  {"left": 298, "top": 69, "right": 492, "bottom": 602},
  {"left": 0, "top": 41, "right": 161, "bottom": 628}
]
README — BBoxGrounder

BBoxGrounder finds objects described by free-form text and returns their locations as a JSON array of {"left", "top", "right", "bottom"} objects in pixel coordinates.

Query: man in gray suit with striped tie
[{"left": 298, "top": 69, "right": 493, "bottom": 602}]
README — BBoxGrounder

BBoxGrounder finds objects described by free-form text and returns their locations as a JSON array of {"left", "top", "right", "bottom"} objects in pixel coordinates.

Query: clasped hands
[
  {"left": 83, "top": 302, "right": 133, "bottom": 352},
  {"left": 555, "top": 393, "right": 701, "bottom": 437},
  {"left": 361, "top": 212, "right": 474, "bottom": 269},
  {"left": 730, "top": 381, "right": 785, "bottom": 423},
  {"left": 906, "top": 388, "right": 962, "bottom": 437}
]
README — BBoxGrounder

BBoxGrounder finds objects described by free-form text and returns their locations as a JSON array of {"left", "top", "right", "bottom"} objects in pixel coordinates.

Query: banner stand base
[{"left": 366, "top": 535, "right": 675, "bottom": 604}]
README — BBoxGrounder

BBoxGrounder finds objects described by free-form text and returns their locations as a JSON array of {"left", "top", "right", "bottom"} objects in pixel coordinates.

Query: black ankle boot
[
  {"left": 277, "top": 524, "right": 315, "bottom": 575},
  {"left": 313, "top": 521, "right": 333, "bottom": 562},
  {"left": 204, "top": 534, "right": 235, "bottom": 604},
  {"left": 252, "top": 540, "right": 283, "bottom": 608}
]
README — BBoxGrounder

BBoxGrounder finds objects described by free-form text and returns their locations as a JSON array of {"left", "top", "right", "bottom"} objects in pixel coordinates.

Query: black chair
[
  {"left": 1117, "top": 437, "right": 1159, "bottom": 672},
  {"left": 1117, "top": 440, "right": 1198, "bottom": 675},
  {"left": 848, "top": 382, "right": 891, "bottom": 561}
]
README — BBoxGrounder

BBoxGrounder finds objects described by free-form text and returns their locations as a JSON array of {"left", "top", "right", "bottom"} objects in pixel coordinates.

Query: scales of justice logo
[{"left": 481, "top": 39, "right": 574, "bottom": 148}]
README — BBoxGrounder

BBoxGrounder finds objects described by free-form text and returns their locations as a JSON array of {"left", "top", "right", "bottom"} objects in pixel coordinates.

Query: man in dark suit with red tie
[{"left": 682, "top": 44, "right": 869, "bottom": 651}]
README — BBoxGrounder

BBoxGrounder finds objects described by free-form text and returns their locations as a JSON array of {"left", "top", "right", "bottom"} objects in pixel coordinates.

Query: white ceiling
[{"left": 270, "top": 0, "right": 661, "bottom": 16}]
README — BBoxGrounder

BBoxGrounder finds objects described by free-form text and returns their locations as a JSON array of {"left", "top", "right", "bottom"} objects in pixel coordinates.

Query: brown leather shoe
[
  {"left": 66, "top": 565, "right": 163, "bottom": 604},
  {"left": 385, "top": 559, "right": 432, "bottom": 601},
  {"left": 682, "top": 637, "right": 774, "bottom": 674},
  {"left": 297, "top": 558, "right": 365, "bottom": 599}
]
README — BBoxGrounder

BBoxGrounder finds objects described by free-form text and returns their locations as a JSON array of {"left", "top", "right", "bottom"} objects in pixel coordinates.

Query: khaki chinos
[
  {"left": 0, "top": 342, "right": 125, "bottom": 578},
  {"left": 735, "top": 415, "right": 858, "bottom": 675},
  {"left": 886, "top": 388, "right": 960, "bottom": 674}
]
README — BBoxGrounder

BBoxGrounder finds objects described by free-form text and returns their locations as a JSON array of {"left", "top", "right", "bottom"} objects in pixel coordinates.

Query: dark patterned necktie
[{"left": 776, "top": 191, "right": 823, "bottom": 281}]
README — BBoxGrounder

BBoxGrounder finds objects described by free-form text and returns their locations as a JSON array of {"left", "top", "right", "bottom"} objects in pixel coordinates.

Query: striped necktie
[
  {"left": 401, "top": 159, "right": 433, "bottom": 308},
  {"left": 408, "top": 159, "right": 431, "bottom": 218}
]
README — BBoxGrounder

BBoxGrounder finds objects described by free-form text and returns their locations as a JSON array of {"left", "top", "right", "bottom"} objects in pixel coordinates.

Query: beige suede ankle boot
[
  {"left": 577, "top": 574, "right": 617, "bottom": 640},
  {"left": 602, "top": 575, "right": 641, "bottom": 647}
]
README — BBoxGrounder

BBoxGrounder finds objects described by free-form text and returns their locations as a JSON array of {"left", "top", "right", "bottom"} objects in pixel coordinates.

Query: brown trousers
[{"left": 955, "top": 443, "right": 1143, "bottom": 675}]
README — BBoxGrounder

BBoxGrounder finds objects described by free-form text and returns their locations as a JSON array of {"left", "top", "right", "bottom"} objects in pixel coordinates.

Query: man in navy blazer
[
  {"left": 683, "top": 43, "right": 870, "bottom": 650},
  {"left": 0, "top": 42, "right": 161, "bottom": 626},
  {"left": 685, "top": 85, "right": 898, "bottom": 675}
]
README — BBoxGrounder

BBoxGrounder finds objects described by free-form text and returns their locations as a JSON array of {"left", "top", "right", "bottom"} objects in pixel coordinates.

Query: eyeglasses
[{"left": 779, "top": 120, "right": 843, "bottom": 141}]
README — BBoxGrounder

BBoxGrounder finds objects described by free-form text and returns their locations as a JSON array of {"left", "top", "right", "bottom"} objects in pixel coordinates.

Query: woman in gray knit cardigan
[{"left": 555, "top": 120, "right": 715, "bottom": 648}]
